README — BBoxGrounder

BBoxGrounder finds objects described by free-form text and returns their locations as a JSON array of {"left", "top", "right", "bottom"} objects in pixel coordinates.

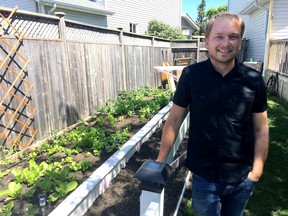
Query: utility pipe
[{"left": 48, "top": 3, "right": 57, "bottom": 15}]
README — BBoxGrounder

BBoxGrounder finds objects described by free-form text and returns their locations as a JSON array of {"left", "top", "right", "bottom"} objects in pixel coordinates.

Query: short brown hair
[{"left": 205, "top": 12, "right": 245, "bottom": 38}]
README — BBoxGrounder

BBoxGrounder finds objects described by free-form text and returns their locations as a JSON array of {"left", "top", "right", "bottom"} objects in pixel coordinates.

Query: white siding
[
  {"left": 228, "top": 0, "right": 251, "bottom": 14},
  {"left": 229, "top": 0, "right": 288, "bottom": 61},
  {"left": 271, "top": 0, "right": 288, "bottom": 39},
  {"left": 228, "top": 0, "right": 268, "bottom": 62},
  {"left": 2, "top": 0, "right": 182, "bottom": 36},
  {"left": 44, "top": 6, "right": 108, "bottom": 27},
  {"left": 0, "top": 0, "right": 36, "bottom": 12},
  {"left": 243, "top": 9, "right": 267, "bottom": 61},
  {"left": 106, "top": 0, "right": 181, "bottom": 34}
]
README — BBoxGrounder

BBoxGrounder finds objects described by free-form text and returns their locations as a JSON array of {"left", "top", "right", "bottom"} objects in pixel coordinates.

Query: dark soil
[{"left": 84, "top": 128, "right": 190, "bottom": 216}]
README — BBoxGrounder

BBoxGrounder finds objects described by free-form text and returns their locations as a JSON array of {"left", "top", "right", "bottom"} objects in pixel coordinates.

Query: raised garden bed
[{"left": 0, "top": 86, "right": 173, "bottom": 216}]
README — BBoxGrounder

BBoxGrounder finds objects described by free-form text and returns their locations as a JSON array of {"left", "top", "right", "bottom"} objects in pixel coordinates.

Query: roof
[
  {"left": 181, "top": 13, "right": 199, "bottom": 31},
  {"left": 239, "top": 0, "right": 270, "bottom": 15}
]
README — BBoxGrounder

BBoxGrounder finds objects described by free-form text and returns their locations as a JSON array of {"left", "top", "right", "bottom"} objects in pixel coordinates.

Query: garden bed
[{"left": 0, "top": 86, "right": 174, "bottom": 216}]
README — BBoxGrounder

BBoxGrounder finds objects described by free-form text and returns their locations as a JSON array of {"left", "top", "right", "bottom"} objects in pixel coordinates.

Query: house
[
  {"left": 228, "top": 0, "right": 288, "bottom": 64},
  {"left": 0, "top": 0, "right": 198, "bottom": 36},
  {"left": 181, "top": 13, "right": 200, "bottom": 38},
  {"left": 228, "top": 0, "right": 288, "bottom": 101}
]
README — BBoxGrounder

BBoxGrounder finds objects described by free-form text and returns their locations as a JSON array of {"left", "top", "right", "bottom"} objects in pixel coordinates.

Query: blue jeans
[{"left": 191, "top": 174, "right": 256, "bottom": 216}]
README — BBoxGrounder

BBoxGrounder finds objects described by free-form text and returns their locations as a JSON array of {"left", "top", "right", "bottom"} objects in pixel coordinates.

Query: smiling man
[{"left": 156, "top": 12, "right": 269, "bottom": 215}]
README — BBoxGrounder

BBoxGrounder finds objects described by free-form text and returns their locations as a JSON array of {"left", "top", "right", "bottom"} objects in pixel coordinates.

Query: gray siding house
[
  {"left": 228, "top": 0, "right": 288, "bottom": 62},
  {"left": 229, "top": 0, "right": 288, "bottom": 101},
  {"left": 0, "top": 0, "right": 198, "bottom": 35}
]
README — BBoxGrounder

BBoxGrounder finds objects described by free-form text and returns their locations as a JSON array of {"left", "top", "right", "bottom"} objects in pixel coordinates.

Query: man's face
[{"left": 205, "top": 17, "right": 242, "bottom": 66}]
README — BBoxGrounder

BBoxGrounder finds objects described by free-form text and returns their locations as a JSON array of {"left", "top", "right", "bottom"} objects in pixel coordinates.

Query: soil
[
  {"left": 84, "top": 128, "right": 190, "bottom": 216},
  {"left": 0, "top": 114, "right": 191, "bottom": 216}
]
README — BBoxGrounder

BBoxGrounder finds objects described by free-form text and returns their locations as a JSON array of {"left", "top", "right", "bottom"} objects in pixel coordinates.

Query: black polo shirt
[{"left": 173, "top": 58, "right": 268, "bottom": 184}]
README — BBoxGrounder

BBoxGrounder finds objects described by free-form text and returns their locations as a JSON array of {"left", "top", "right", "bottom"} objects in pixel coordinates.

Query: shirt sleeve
[
  {"left": 252, "top": 76, "right": 268, "bottom": 113},
  {"left": 172, "top": 67, "right": 191, "bottom": 108}
]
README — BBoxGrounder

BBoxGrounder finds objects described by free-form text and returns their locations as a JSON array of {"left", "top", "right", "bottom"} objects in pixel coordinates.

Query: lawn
[{"left": 245, "top": 96, "right": 288, "bottom": 216}]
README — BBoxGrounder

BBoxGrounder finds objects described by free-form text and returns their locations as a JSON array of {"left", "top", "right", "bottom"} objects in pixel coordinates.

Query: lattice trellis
[{"left": 0, "top": 7, "right": 37, "bottom": 151}]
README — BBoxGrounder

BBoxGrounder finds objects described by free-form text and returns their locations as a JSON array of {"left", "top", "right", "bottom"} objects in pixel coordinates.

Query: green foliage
[
  {"left": 78, "top": 160, "right": 92, "bottom": 171},
  {"left": 0, "top": 85, "right": 172, "bottom": 214},
  {"left": 0, "top": 169, "right": 10, "bottom": 180},
  {"left": 195, "top": 0, "right": 206, "bottom": 35},
  {"left": 24, "top": 187, "right": 36, "bottom": 199},
  {"left": 36, "top": 176, "right": 54, "bottom": 194},
  {"left": 147, "top": 19, "right": 187, "bottom": 40},
  {"left": 12, "top": 159, "right": 48, "bottom": 186},
  {"left": 27, "top": 203, "right": 38, "bottom": 216},
  {"left": 0, "top": 182, "right": 22, "bottom": 202},
  {"left": 206, "top": 5, "right": 228, "bottom": 20},
  {"left": 0, "top": 201, "right": 14, "bottom": 216},
  {"left": 194, "top": 0, "right": 227, "bottom": 36},
  {"left": 48, "top": 180, "right": 78, "bottom": 203}
]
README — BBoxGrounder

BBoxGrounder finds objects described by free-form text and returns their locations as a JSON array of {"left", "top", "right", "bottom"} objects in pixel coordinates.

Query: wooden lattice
[{"left": 0, "top": 6, "right": 37, "bottom": 150}]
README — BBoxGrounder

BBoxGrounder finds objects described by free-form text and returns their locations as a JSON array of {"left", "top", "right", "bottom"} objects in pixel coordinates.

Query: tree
[
  {"left": 147, "top": 20, "right": 187, "bottom": 40},
  {"left": 206, "top": 5, "right": 228, "bottom": 20},
  {"left": 195, "top": 0, "right": 206, "bottom": 36},
  {"left": 194, "top": 2, "right": 227, "bottom": 36}
]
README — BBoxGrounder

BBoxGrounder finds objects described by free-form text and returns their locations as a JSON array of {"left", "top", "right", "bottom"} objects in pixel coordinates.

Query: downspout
[
  {"left": 254, "top": 0, "right": 273, "bottom": 77},
  {"left": 48, "top": 3, "right": 57, "bottom": 15},
  {"left": 35, "top": 0, "right": 41, "bottom": 13}
]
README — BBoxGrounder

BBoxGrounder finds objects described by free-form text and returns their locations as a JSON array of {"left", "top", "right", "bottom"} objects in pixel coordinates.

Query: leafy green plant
[
  {"left": 85, "top": 152, "right": 92, "bottom": 157},
  {"left": 148, "top": 19, "right": 187, "bottom": 40},
  {"left": 28, "top": 151, "right": 37, "bottom": 160},
  {"left": 62, "top": 156, "right": 73, "bottom": 164},
  {"left": 0, "top": 201, "right": 14, "bottom": 216},
  {"left": 96, "top": 117, "right": 105, "bottom": 125},
  {"left": 78, "top": 160, "right": 92, "bottom": 171},
  {"left": 0, "top": 85, "right": 173, "bottom": 214},
  {"left": 107, "top": 113, "right": 115, "bottom": 127},
  {"left": 0, "top": 169, "right": 10, "bottom": 180},
  {"left": 27, "top": 203, "right": 38, "bottom": 216},
  {"left": 12, "top": 159, "right": 48, "bottom": 186},
  {"left": 36, "top": 176, "right": 54, "bottom": 194},
  {"left": 24, "top": 187, "right": 37, "bottom": 199},
  {"left": 0, "top": 182, "right": 22, "bottom": 201},
  {"left": 48, "top": 180, "right": 78, "bottom": 203}
]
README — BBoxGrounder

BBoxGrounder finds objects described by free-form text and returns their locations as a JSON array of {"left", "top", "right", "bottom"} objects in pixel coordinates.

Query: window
[{"left": 129, "top": 22, "right": 137, "bottom": 33}]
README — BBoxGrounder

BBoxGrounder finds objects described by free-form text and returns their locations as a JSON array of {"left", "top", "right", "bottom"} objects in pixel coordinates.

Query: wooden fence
[
  {"left": 266, "top": 38, "right": 288, "bottom": 102},
  {"left": 268, "top": 39, "right": 288, "bottom": 76},
  {"left": 0, "top": 7, "right": 207, "bottom": 149}
]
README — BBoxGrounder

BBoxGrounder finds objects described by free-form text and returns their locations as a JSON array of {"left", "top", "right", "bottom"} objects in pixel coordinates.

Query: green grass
[
  {"left": 180, "top": 96, "right": 288, "bottom": 215},
  {"left": 245, "top": 96, "right": 288, "bottom": 216}
]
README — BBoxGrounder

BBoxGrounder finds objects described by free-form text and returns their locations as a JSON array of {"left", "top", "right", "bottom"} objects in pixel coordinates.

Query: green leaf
[
  {"left": 55, "top": 180, "right": 78, "bottom": 197},
  {"left": 8, "top": 182, "right": 22, "bottom": 195},
  {"left": 48, "top": 193, "right": 59, "bottom": 203},
  {"left": 0, "top": 189, "right": 10, "bottom": 197}
]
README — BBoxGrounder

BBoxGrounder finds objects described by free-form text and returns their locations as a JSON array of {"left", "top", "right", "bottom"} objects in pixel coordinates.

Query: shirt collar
[{"left": 205, "top": 58, "right": 242, "bottom": 77}]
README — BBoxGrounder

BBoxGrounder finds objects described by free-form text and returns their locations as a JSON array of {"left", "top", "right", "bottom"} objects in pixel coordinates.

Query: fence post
[
  {"left": 119, "top": 30, "right": 127, "bottom": 90},
  {"left": 134, "top": 160, "right": 172, "bottom": 216},
  {"left": 55, "top": 12, "right": 72, "bottom": 127}
]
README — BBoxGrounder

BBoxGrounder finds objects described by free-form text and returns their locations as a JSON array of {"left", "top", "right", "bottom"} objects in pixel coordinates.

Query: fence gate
[{"left": 0, "top": 6, "right": 37, "bottom": 153}]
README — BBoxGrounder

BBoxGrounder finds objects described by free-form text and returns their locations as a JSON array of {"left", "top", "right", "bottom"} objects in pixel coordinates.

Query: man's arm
[
  {"left": 156, "top": 104, "right": 187, "bottom": 162},
  {"left": 248, "top": 111, "right": 269, "bottom": 182}
]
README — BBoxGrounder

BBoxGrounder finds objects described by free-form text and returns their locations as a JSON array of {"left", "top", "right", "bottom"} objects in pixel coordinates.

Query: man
[{"left": 156, "top": 12, "right": 269, "bottom": 215}]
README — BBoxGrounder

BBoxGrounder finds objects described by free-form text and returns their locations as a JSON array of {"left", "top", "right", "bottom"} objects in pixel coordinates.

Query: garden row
[{"left": 0, "top": 86, "right": 173, "bottom": 216}]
